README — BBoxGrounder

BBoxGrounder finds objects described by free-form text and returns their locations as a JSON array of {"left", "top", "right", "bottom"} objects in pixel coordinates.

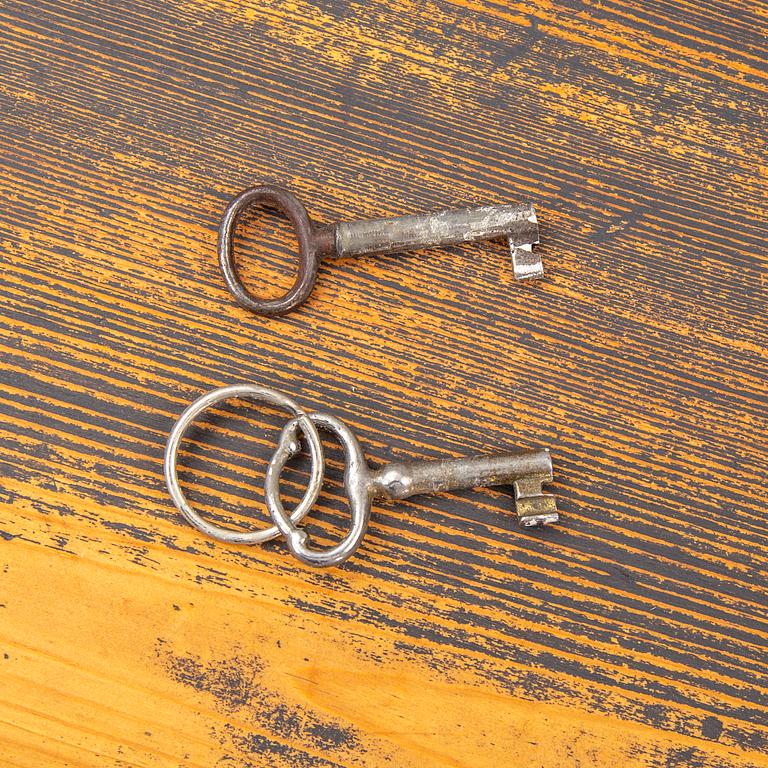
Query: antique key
[
  {"left": 265, "top": 411, "right": 558, "bottom": 567},
  {"left": 164, "top": 385, "right": 559, "bottom": 569},
  {"left": 218, "top": 184, "right": 543, "bottom": 316}
]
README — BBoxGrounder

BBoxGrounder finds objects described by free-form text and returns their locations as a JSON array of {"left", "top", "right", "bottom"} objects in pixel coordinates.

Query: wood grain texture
[{"left": 1, "top": 0, "right": 767, "bottom": 765}]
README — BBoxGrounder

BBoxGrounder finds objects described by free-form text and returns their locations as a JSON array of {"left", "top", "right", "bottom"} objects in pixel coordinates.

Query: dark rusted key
[{"left": 218, "top": 184, "right": 543, "bottom": 316}]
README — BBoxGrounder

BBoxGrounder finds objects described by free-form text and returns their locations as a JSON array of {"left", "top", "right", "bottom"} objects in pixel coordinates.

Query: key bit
[
  {"left": 513, "top": 475, "right": 560, "bottom": 528},
  {"left": 218, "top": 184, "right": 544, "bottom": 316}
]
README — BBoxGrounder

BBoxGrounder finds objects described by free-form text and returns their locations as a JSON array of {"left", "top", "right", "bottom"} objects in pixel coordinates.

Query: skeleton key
[
  {"left": 218, "top": 184, "right": 543, "bottom": 316},
  {"left": 265, "top": 409, "right": 559, "bottom": 568},
  {"left": 164, "top": 385, "right": 559, "bottom": 569}
]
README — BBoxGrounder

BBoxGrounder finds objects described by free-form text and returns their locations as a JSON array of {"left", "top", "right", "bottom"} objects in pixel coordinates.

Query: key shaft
[
  {"left": 370, "top": 448, "right": 558, "bottom": 528},
  {"left": 335, "top": 204, "right": 540, "bottom": 279}
]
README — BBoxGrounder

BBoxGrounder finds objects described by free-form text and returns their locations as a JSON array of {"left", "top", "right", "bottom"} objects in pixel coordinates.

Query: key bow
[
  {"left": 218, "top": 185, "right": 333, "bottom": 316},
  {"left": 265, "top": 412, "right": 373, "bottom": 568}
]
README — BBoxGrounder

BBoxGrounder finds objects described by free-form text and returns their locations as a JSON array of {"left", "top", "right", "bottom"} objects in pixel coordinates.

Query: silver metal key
[
  {"left": 265, "top": 409, "right": 559, "bottom": 568},
  {"left": 165, "top": 385, "right": 560, "bottom": 569},
  {"left": 218, "top": 184, "right": 543, "bottom": 316}
]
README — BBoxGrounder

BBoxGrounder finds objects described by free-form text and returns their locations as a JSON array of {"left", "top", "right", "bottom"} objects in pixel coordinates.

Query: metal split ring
[{"left": 164, "top": 384, "right": 325, "bottom": 544}]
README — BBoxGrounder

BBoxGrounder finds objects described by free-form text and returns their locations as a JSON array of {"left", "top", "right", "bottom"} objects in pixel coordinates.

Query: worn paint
[{"left": 0, "top": 0, "right": 767, "bottom": 766}]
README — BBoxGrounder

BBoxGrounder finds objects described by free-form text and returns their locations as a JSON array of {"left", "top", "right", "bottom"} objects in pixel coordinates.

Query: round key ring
[{"left": 164, "top": 384, "right": 325, "bottom": 544}]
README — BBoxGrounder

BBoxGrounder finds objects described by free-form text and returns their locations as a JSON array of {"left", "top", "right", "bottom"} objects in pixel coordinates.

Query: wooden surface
[{"left": 1, "top": 1, "right": 767, "bottom": 766}]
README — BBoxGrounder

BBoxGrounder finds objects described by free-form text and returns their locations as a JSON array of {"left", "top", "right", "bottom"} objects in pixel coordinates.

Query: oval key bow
[{"left": 265, "top": 411, "right": 373, "bottom": 567}]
